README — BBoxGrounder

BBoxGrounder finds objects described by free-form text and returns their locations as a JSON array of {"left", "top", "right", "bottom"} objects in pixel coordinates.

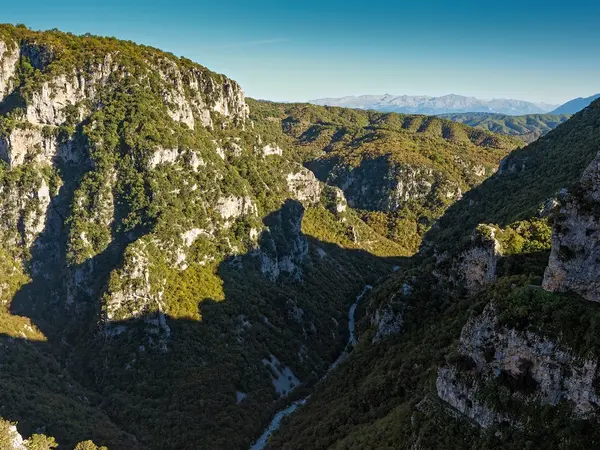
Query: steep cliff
[
  {"left": 543, "top": 151, "right": 600, "bottom": 301},
  {"left": 0, "top": 25, "right": 403, "bottom": 449}
]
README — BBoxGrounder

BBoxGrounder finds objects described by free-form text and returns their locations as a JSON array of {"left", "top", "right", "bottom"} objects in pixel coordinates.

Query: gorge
[{"left": 0, "top": 22, "right": 599, "bottom": 450}]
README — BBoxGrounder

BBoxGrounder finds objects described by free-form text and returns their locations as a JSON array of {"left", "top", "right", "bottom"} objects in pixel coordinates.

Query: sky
[{"left": 2, "top": 0, "right": 600, "bottom": 104}]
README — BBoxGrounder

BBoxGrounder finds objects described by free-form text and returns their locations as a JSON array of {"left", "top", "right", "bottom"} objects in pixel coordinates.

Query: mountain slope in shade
[
  {"left": 438, "top": 112, "right": 571, "bottom": 143},
  {"left": 0, "top": 24, "right": 519, "bottom": 449},
  {"left": 551, "top": 93, "right": 600, "bottom": 114},
  {"left": 310, "top": 94, "right": 558, "bottom": 115},
  {"left": 268, "top": 100, "right": 600, "bottom": 450}
]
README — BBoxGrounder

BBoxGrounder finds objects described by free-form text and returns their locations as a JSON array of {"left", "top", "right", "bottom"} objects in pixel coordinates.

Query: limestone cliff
[
  {"left": 543, "top": 151, "right": 600, "bottom": 301},
  {"left": 0, "top": 26, "right": 401, "bottom": 449},
  {"left": 438, "top": 300, "right": 600, "bottom": 427},
  {"left": 258, "top": 200, "right": 309, "bottom": 281}
]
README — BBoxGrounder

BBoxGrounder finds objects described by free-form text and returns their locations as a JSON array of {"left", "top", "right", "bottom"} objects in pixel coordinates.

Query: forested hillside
[
  {"left": 439, "top": 112, "right": 571, "bottom": 143},
  {"left": 0, "top": 24, "right": 407, "bottom": 449},
  {"left": 250, "top": 101, "right": 520, "bottom": 253},
  {"left": 0, "top": 24, "right": 524, "bottom": 449},
  {"left": 269, "top": 100, "right": 600, "bottom": 449}
]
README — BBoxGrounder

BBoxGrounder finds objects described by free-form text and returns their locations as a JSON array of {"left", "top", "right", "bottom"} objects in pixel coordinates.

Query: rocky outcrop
[
  {"left": 0, "top": 423, "right": 27, "bottom": 450},
  {"left": 543, "top": 152, "right": 600, "bottom": 302},
  {"left": 0, "top": 40, "right": 19, "bottom": 101},
  {"left": 451, "top": 225, "right": 501, "bottom": 295},
  {"left": 155, "top": 57, "right": 201, "bottom": 129},
  {"left": 102, "top": 241, "right": 171, "bottom": 350},
  {"left": 27, "top": 75, "right": 85, "bottom": 126},
  {"left": 181, "top": 228, "right": 208, "bottom": 247},
  {"left": 148, "top": 147, "right": 179, "bottom": 169},
  {"left": 324, "top": 186, "right": 347, "bottom": 215},
  {"left": 187, "top": 151, "right": 205, "bottom": 171},
  {"left": 436, "top": 366, "right": 509, "bottom": 428},
  {"left": 201, "top": 74, "right": 249, "bottom": 125},
  {"left": 262, "top": 354, "right": 301, "bottom": 396},
  {"left": 103, "top": 242, "right": 158, "bottom": 322},
  {"left": 262, "top": 143, "right": 283, "bottom": 157},
  {"left": 155, "top": 57, "right": 249, "bottom": 129},
  {"left": 438, "top": 301, "right": 600, "bottom": 428},
  {"left": 286, "top": 168, "right": 322, "bottom": 205},
  {"left": 0, "top": 171, "right": 54, "bottom": 251},
  {"left": 258, "top": 200, "right": 308, "bottom": 281},
  {"left": 369, "top": 280, "right": 412, "bottom": 343},
  {"left": 371, "top": 305, "right": 403, "bottom": 343},
  {"left": 216, "top": 195, "right": 258, "bottom": 221},
  {"left": 461, "top": 302, "right": 599, "bottom": 415},
  {"left": 22, "top": 177, "right": 51, "bottom": 247},
  {"left": 0, "top": 126, "right": 77, "bottom": 167}
]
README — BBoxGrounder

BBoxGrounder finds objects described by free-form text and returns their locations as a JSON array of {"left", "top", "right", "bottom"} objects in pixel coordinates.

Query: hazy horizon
[{"left": 3, "top": 0, "right": 599, "bottom": 104}]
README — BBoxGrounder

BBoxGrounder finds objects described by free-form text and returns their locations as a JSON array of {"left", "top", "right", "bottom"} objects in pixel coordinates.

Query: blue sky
[{"left": 2, "top": 0, "right": 599, "bottom": 104}]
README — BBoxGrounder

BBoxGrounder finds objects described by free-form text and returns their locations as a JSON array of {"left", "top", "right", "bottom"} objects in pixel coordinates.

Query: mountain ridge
[
  {"left": 551, "top": 93, "right": 600, "bottom": 114},
  {"left": 310, "top": 94, "right": 558, "bottom": 115},
  {"left": 438, "top": 112, "right": 571, "bottom": 143}
]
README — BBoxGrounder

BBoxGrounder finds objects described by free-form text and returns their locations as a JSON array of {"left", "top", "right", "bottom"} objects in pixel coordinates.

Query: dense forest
[
  {"left": 439, "top": 112, "right": 571, "bottom": 143},
  {"left": 268, "top": 99, "right": 600, "bottom": 449}
]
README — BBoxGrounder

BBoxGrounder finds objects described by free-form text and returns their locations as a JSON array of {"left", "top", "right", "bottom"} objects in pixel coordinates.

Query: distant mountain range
[
  {"left": 551, "top": 93, "right": 600, "bottom": 114},
  {"left": 310, "top": 94, "right": 559, "bottom": 115}
]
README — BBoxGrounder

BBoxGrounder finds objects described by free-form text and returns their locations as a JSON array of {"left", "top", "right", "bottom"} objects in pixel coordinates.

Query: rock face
[
  {"left": 103, "top": 241, "right": 159, "bottom": 322},
  {"left": 0, "top": 170, "right": 53, "bottom": 251},
  {"left": 148, "top": 147, "right": 179, "bottom": 169},
  {"left": 323, "top": 186, "right": 347, "bottom": 215},
  {"left": 156, "top": 57, "right": 250, "bottom": 130},
  {"left": 371, "top": 305, "right": 403, "bottom": 343},
  {"left": 216, "top": 195, "right": 258, "bottom": 221},
  {"left": 437, "top": 302, "right": 600, "bottom": 428},
  {"left": 286, "top": 168, "right": 322, "bottom": 205},
  {"left": 0, "top": 126, "right": 76, "bottom": 167},
  {"left": 451, "top": 225, "right": 501, "bottom": 295},
  {"left": 102, "top": 241, "right": 171, "bottom": 349},
  {"left": 329, "top": 157, "right": 436, "bottom": 212},
  {"left": 543, "top": 152, "right": 600, "bottom": 302},
  {"left": 462, "top": 303, "right": 600, "bottom": 415},
  {"left": 3, "top": 39, "right": 248, "bottom": 131},
  {"left": 258, "top": 200, "right": 309, "bottom": 281},
  {"left": 436, "top": 366, "right": 509, "bottom": 429},
  {"left": 262, "top": 143, "right": 283, "bottom": 157},
  {"left": 0, "top": 40, "right": 19, "bottom": 101},
  {"left": 312, "top": 156, "right": 467, "bottom": 214}
]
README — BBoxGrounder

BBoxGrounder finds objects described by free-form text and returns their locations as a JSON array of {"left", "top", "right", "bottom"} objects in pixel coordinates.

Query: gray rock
[
  {"left": 451, "top": 225, "right": 501, "bottom": 295},
  {"left": 543, "top": 151, "right": 600, "bottom": 301}
]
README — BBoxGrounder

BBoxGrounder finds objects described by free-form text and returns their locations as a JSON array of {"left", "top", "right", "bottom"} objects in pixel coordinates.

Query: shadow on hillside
[
  {"left": 421, "top": 107, "right": 600, "bottom": 253},
  {"left": 3, "top": 198, "right": 403, "bottom": 449}
]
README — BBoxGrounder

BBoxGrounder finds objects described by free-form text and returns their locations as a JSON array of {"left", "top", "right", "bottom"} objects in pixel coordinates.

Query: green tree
[
  {"left": 74, "top": 441, "right": 108, "bottom": 450},
  {"left": 26, "top": 434, "right": 58, "bottom": 450}
]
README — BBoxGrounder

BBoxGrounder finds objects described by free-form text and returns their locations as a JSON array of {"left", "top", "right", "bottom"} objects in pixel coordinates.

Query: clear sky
[{"left": 2, "top": 0, "right": 599, "bottom": 104}]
